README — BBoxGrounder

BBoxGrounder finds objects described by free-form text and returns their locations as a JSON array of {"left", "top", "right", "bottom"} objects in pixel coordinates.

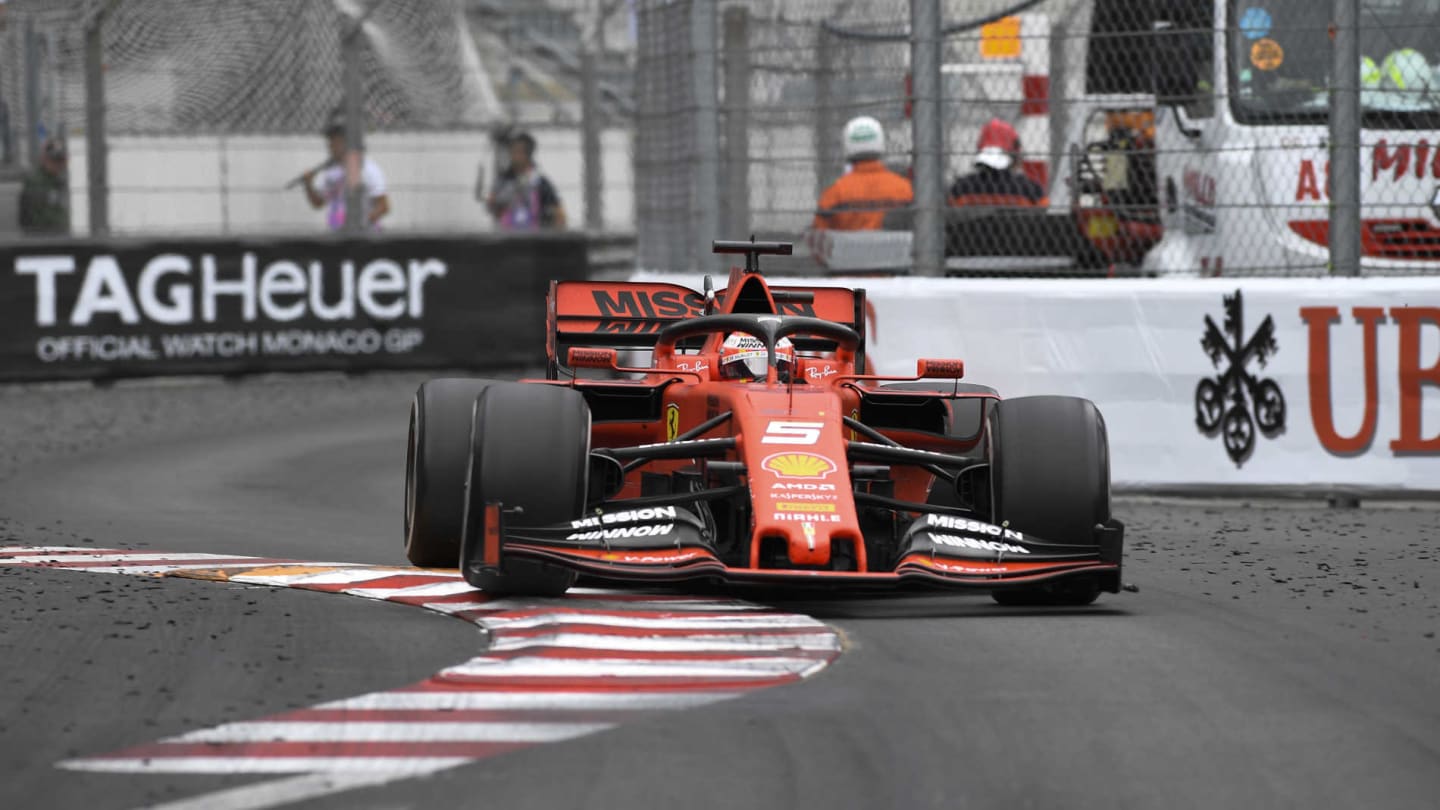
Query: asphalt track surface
[{"left": 2, "top": 372, "right": 1438, "bottom": 809}]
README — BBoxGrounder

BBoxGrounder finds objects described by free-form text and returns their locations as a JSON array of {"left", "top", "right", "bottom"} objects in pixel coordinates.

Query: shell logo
[{"left": 762, "top": 452, "right": 837, "bottom": 479}]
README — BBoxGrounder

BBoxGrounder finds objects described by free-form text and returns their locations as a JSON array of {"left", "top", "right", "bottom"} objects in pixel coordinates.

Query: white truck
[
  {"left": 1136, "top": 0, "right": 1440, "bottom": 275},
  {"left": 820, "top": 0, "right": 1440, "bottom": 276}
]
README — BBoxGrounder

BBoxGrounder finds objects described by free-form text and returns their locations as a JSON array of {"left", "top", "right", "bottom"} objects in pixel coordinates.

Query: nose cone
[{"left": 738, "top": 389, "right": 861, "bottom": 569}]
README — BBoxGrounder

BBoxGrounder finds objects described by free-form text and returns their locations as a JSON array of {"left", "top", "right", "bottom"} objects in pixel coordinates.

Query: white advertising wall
[{"left": 634, "top": 273, "right": 1440, "bottom": 492}]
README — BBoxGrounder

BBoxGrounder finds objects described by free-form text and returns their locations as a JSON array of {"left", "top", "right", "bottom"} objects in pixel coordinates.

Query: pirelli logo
[{"left": 775, "top": 502, "right": 837, "bottom": 513}]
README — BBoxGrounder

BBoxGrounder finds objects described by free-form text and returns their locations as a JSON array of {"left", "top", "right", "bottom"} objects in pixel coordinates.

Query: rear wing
[{"left": 546, "top": 279, "right": 869, "bottom": 378}]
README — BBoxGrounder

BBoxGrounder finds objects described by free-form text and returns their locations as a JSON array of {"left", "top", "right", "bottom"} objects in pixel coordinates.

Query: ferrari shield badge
[{"left": 665, "top": 403, "right": 680, "bottom": 441}]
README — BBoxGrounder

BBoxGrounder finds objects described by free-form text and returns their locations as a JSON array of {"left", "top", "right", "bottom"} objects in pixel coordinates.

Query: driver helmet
[{"left": 719, "top": 333, "right": 794, "bottom": 382}]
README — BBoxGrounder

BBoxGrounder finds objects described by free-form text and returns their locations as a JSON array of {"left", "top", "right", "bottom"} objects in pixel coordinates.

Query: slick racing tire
[
  {"left": 459, "top": 383, "right": 590, "bottom": 597},
  {"left": 404, "top": 378, "right": 497, "bottom": 568},
  {"left": 988, "top": 395, "right": 1110, "bottom": 607}
]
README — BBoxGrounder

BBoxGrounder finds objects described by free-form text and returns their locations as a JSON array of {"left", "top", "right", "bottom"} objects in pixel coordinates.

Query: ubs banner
[{"left": 0, "top": 235, "right": 588, "bottom": 381}]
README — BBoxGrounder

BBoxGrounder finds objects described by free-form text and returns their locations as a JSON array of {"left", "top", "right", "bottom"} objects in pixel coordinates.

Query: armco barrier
[
  {"left": 634, "top": 272, "right": 1440, "bottom": 493},
  {"left": 1, "top": 234, "right": 590, "bottom": 382}
]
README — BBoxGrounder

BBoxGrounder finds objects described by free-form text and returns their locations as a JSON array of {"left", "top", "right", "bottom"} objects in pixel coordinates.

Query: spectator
[
  {"left": 949, "top": 118, "right": 1047, "bottom": 208},
  {"left": 18, "top": 138, "right": 70, "bottom": 236},
  {"left": 812, "top": 116, "right": 913, "bottom": 231},
  {"left": 485, "top": 130, "right": 566, "bottom": 231},
  {"left": 301, "top": 121, "right": 391, "bottom": 231}
]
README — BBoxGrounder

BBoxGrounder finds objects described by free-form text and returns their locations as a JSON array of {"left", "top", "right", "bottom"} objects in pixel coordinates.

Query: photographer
[{"left": 482, "top": 129, "right": 566, "bottom": 231}]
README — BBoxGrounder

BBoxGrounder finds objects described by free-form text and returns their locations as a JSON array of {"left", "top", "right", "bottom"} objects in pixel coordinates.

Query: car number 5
[{"left": 762, "top": 420, "right": 824, "bottom": 445}]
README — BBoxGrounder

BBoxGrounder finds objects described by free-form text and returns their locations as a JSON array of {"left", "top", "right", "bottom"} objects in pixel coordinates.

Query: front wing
[{"left": 473, "top": 504, "right": 1123, "bottom": 591}]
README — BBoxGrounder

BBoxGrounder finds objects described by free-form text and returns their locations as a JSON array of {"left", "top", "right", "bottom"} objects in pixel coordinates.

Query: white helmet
[
  {"left": 842, "top": 116, "right": 885, "bottom": 160},
  {"left": 1381, "top": 48, "right": 1432, "bottom": 92}
]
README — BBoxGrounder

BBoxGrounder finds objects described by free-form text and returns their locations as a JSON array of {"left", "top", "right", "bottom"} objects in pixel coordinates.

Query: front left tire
[{"left": 459, "top": 383, "right": 591, "bottom": 597}]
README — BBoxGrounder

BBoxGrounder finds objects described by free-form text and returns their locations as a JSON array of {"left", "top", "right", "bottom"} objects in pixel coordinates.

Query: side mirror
[
  {"left": 1150, "top": 18, "right": 1211, "bottom": 135},
  {"left": 568, "top": 347, "right": 618, "bottom": 369},
  {"left": 703, "top": 274, "right": 717, "bottom": 315},
  {"left": 917, "top": 358, "right": 964, "bottom": 379}
]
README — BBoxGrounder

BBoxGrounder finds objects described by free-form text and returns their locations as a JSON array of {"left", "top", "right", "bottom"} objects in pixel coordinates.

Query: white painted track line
[
  {"left": 171, "top": 720, "right": 614, "bottom": 744},
  {"left": 440, "top": 655, "right": 830, "bottom": 680},
  {"left": 484, "top": 631, "right": 843, "bottom": 652},
  {"left": 479, "top": 613, "right": 826, "bottom": 630},
  {"left": 62, "top": 757, "right": 471, "bottom": 775},
  {"left": 314, "top": 690, "right": 741, "bottom": 711}
]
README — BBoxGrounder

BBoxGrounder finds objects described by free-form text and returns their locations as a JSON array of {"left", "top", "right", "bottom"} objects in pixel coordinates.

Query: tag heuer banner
[{"left": 1, "top": 235, "right": 588, "bottom": 382}]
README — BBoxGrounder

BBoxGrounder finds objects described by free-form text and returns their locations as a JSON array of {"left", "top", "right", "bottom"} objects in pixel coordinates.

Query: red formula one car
[{"left": 403, "top": 241, "right": 1124, "bottom": 605}]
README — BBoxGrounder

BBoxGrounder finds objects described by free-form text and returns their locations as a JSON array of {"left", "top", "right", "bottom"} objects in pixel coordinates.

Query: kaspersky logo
[
  {"left": 762, "top": 452, "right": 836, "bottom": 479},
  {"left": 1196, "top": 290, "right": 1287, "bottom": 465}
]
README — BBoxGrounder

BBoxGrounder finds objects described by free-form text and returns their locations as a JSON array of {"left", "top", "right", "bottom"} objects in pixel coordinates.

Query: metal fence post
[
  {"left": 1328, "top": 0, "right": 1360, "bottom": 277},
  {"left": 0, "top": 91, "right": 9, "bottom": 167},
  {"left": 910, "top": 0, "right": 944, "bottom": 277},
  {"left": 581, "top": 47, "right": 603, "bottom": 231},
  {"left": 690, "top": 0, "right": 720, "bottom": 269},
  {"left": 84, "top": 12, "right": 109, "bottom": 236},
  {"left": 721, "top": 5, "right": 750, "bottom": 240},
  {"left": 24, "top": 19, "right": 40, "bottom": 166},
  {"left": 341, "top": 17, "right": 366, "bottom": 234},
  {"left": 634, "top": 0, "right": 692, "bottom": 271},
  {"left": 218, "top": 134, "right": 231, "bottom": 235},
  {"left": 814, "top": 24, "right": 837, "bottom": 210}
]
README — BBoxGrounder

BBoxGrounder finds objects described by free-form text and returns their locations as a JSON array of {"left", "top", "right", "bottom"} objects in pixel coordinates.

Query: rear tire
[
  {"left": 460, "top": 383, "right": 590, "bottom": 597},
  {"left": 404, "top": 378, "right": 496, "bottom": 568},
  {"left": 988, "top": 395, "right": 1110, "bottom": 606}
]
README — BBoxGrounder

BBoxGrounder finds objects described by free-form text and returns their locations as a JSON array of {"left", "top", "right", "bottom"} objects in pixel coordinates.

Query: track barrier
[{"left": 1, "top": 234, "right": 592, "bottom": 381}]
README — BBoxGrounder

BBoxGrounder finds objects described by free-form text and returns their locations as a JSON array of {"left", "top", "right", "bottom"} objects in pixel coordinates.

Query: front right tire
[{"left": 987, "top": 395, "right": 1111, "bottom": 606}]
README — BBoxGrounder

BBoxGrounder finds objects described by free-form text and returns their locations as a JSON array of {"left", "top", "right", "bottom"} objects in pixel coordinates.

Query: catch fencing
[
  {"left": 6, "top": 1, "right": 1440, "bottom": 277},
  {"left": 0, "top": 0, "right": 636, "bottom": 237},
  {"left": 634, "top": 0, "right": 1440, "bottom": 278}
]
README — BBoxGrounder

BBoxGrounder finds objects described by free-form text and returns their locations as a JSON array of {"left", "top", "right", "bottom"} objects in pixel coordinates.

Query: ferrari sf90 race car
[{"left": 403, "top": 240, "right": 1125, "bottom": 606}]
